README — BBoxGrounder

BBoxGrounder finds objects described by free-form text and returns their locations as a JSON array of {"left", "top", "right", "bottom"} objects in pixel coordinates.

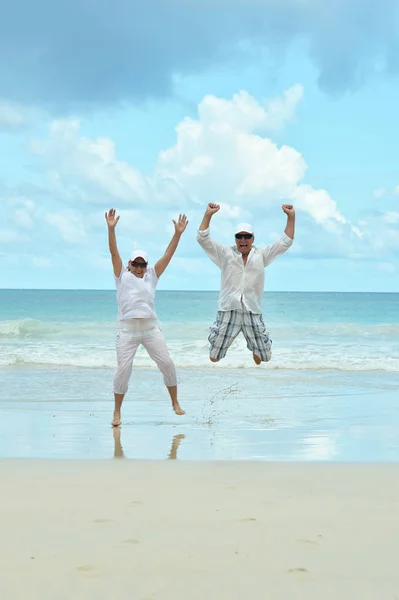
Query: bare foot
[
  {"left": 253, "top": 353, "right": 261, "bottom": 365},
  {"left": 112, "top": 411, "right": 121, "bottom": 427},
  {"left": 173, "top": 403, "right": 185, "bottom": 416}
]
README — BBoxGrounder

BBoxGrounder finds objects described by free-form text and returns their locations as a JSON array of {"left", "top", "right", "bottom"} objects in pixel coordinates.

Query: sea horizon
[{"left": 1, "top": 287, "right": 398, "bottom": 293}]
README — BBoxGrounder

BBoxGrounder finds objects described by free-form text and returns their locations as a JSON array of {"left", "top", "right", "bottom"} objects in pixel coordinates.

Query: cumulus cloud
[
  {"left": 156, "top": 88, "right": 348, "bottom": 229},
  {"left": 1, "top": 0, "right": 398, "bottom": 111},
  {"left": 29, "top": 86, "right": 345, "bottom": 232},
  {"left": 16, "top": 84, "right": 399, "bottom": 273},
  {"left": 31, "top": 119, "right": 152, "bottom": 205},
  {"left": 197, "top": 85, "right": 303, "bottom": 132}
]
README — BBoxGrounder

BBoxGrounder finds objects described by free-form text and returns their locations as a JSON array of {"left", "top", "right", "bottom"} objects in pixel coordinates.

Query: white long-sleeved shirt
[{"left": 197, "top": 228, "right": 293, "bottom": 314}]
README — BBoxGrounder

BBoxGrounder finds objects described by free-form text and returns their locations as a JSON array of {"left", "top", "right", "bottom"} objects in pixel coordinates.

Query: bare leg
[
  {"left": 142, "top": 332, "right": 184, "bottom": 416},
  {"left": 166, "top": 385, "right": 185, "bottom": 415},
  {"left": 112, "top": 393, "right": 124, "bottom": 426}
]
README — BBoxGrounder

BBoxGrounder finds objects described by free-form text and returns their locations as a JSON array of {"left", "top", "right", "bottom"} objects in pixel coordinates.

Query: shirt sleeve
[
  {"left": 196, "top": 228, "right": 227, "bottom": 269},
  {"left": 147, "top": 266, "right": 159, "bottom": 287},
  {"left": 262, "top": 233, "right": 293, "bottom": 267},
  {"left": 114, "top": 266, "right": 125, "bottom": 288}
]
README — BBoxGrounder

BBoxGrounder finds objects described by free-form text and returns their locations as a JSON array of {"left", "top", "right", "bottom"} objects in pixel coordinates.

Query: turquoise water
[
  {"left": 0, "top": 290, "right": 398, "bottom": 460},
  {"left": 1, "top": 290, "right": 398, "bottom": 371}
]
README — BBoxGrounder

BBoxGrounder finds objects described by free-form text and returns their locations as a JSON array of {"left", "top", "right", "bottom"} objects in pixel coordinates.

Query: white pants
[{"left": 113, "top": 319, "right": 177, "bottom": 394}]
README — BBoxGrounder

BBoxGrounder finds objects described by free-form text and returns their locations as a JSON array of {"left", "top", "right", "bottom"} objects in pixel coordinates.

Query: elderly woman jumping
[{"left": 105, "top": 208, "right": 188, "bottom": 426}]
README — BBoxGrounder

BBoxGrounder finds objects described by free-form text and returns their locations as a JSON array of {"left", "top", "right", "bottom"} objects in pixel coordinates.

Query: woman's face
[{"left": 129, "top": 257, "right": 148, "bottom": 278}]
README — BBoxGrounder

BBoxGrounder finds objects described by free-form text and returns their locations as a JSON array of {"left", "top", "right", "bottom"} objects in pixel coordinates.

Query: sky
[{"left": 1, "top": 0, "right": 399, "bottom": 292}]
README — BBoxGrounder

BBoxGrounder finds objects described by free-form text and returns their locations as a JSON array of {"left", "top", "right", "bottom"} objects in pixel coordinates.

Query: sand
[{"left": 1, "top": 459, "right": 398, "bottom": 600}]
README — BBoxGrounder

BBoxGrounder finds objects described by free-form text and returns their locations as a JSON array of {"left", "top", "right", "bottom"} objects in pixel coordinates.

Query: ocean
[{"left": 1, "top": 289, "right": 398, "bottom": 461}]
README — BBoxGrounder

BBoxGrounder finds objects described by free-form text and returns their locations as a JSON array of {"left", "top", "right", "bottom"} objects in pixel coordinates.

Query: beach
[
  {"left": 1, "top": 289, "right": 399, "bottom": 597},
  {"left": 1, "top": 460, "right": 399, "bottom": 599}
]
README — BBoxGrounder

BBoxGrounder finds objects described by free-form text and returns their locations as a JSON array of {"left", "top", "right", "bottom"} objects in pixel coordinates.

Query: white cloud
[
  {"left": 291, "top": 185, "right": 347, "bottom": 228},
  {"left": 31, "top": 119, "right": 152, "bottom": 205},
  {"left": 45, "top": 211, "right": 87, "bottom": 244},
  {"left": 197, "top": 84, "right": 303, "bottom": 133},
  {"left": 373, "top": 188, "right": 386, "bottom": 199},
  {"left": 156, "top": 86, "right": 348, "bottom": 230},
  {"left": 260, "top": 84, "right": 304, "bottom": 131},
  {"left": 27, "top": 85, "right": 366, "bottom": 267}
]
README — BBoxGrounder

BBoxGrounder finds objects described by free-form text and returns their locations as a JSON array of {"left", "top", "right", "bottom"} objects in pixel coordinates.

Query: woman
[{"left": 105, "top": 208, "right": 188, "bottom": 427}]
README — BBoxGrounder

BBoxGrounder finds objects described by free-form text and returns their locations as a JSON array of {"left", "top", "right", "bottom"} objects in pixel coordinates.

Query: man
[{"left": 197, "top": 203, "right": 295, "bottom": 364}]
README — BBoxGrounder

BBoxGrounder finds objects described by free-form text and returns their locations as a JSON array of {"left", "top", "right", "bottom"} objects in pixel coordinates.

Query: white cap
[
  {"left": 130, "top": 250, "right": 148, "bottom": 263},
  {"left": 235, "top": 223, "right": 254, "bottom": 235}
]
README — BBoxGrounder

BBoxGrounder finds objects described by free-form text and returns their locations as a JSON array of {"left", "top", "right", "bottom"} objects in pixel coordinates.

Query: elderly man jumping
[{"left": 197, "top": 203, "right": 295, "bottom": 364}]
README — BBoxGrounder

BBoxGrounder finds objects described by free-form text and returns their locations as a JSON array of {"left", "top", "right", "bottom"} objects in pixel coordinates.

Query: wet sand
[
  {"left": 1, "top": 460, "right": 398, "bottom": 599},
  {"left": 1, "top": 368, "right": 399, "bottom": 461}
]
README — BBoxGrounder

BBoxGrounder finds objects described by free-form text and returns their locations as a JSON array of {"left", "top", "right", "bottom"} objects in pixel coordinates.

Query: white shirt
[
  {"left": 114, "top": 266, "right": 158, "bottom": 320},
  {"left": 197, "top": 228, "right": 293, "bottom": 314}
]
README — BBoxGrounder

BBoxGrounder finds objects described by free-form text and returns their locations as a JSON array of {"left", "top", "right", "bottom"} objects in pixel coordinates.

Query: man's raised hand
[
  {"left": 205, "top": 203, "right": 220, "bottom": 216},
  {"left": 282, "top": 204, "right": 295, "bottom": 217},
  {"left": 105, "top": 208, "right": 120, "bottom": 228}
]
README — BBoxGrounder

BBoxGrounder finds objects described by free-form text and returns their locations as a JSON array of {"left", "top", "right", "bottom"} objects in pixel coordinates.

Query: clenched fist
[
  {"left": 205, "top": 203, "right": 220, "bottom": 216},
  {"left": 282, "top": 204, "right": 295, "bottom": 217}
]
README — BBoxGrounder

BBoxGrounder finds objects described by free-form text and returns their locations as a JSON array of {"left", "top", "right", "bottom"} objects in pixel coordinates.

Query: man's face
[
  {"left": 235, "top": 232, "right": 254, "bottom": 255},
  {"left": 129, "top": 257, "right": 148, "bottom": 278}
]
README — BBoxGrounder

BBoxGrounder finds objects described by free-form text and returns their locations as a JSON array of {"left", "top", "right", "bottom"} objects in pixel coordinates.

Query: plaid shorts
[{"left": 208, "top": 309, "right": 272, "bottom": 362}]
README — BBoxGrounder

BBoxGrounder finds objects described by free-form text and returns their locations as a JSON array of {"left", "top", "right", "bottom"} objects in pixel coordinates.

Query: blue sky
[{"left": 1, "top": 0, "right": 398, "bottom": 292}]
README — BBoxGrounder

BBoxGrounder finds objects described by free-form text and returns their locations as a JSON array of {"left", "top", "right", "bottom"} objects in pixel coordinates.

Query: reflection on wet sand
[
  {"left": 168, "top": 434, "right": 185, "bottom": 459},
  {"left": 113, "top": 427, "right": 124, "bottom": 458},
  {"left": 113, "top": 428, "right": 185, "bottom": 460}
]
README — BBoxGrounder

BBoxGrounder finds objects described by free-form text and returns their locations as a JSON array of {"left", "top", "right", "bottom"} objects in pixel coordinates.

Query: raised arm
[
  {"left": 154, "top": 214, "right": 188, "bottom": 278},
  {"left": 283, "top": 204, "right": 295, "bottom": 239},
  {"left": 199, "top": 203, "right": 220, "bottom": 231},
  {"left": 197, "top": 203, "right": 226, "bottom": 268},
  {"left": 262, "top": 204, "right": 295, "bottom": 266},
  {"left": 105, "top": 208, "right": 123, "bottom": 277}
]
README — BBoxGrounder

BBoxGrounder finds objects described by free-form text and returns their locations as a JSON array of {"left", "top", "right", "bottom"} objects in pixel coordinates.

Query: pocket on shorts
[
  {"left": 257, "top": 316, "right": 271, "bottom": 339},
  {"left": 208, "top": 313, "right": 223, "bottom": 344}
]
